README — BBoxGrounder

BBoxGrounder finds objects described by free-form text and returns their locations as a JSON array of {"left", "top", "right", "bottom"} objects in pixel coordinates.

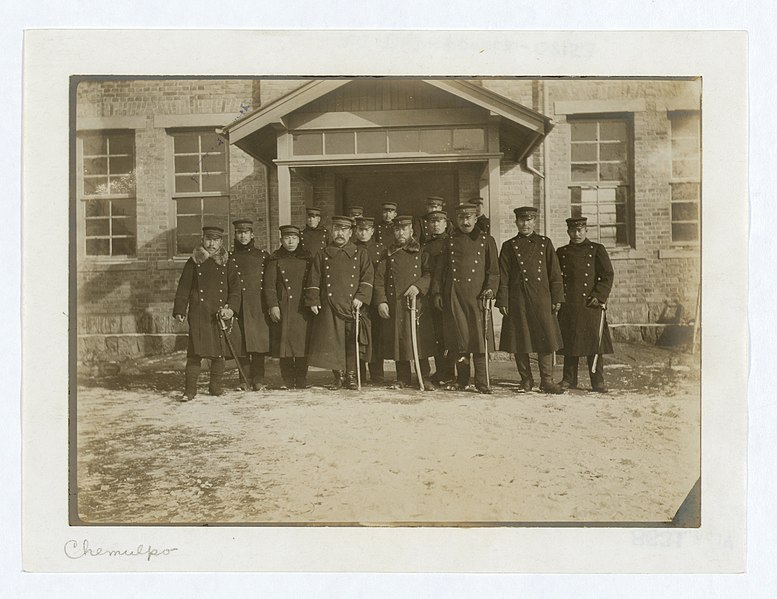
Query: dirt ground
[{"left": 75, "top": 343, "right": 700, "bottom": 525}]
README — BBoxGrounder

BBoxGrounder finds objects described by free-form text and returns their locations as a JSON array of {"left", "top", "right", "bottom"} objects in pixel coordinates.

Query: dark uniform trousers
[
  {"left": 359, "top": 358, "right": 385, "bottom": 385},
  {"left": 185, "top": 357, "right": 225, "bottom": 396},
  {"left": 335, "top": 319, "right": 358, "bottom": 377},
  {"left": 562, "top": 355, "right": 604, "bottom": 389},
  {"left": 238, "top": 355, "right": 265, "bottom": 387},
  {"left": 280, "top": 357, "right": 309, "bottom": 386},
  {"left": 514, "top": 353, "right": 555, "bottom": 387},
  {"left": 455, "top": 354, "right": 488, "bottom": 387}
]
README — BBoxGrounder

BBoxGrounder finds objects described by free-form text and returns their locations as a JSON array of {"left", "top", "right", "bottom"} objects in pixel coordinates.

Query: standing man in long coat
[
  {"left": 264, "top": 225, "right": 313, "bottom": 390},
  {"left": 226, "top": 219, "right": 271, "bottom": 391},
  {"left": 471, "top": 196, "right": 491, "bottom": 235},
  {"left": 353, "top": 216, "right": 385, "bottom": 385},
  {"left": 173, "top": 226, "right": 237, "bottom": 401},
  {"left": 496, "top": 206, "right": 565, "bottom": 394},
  {"left": 304, "top": 216, "right": 374, "bottom": 390},
  {"left": 556, "top": 216, "right": 614, "bottom": 392},
  {"left": 431, "top": 203, "right": 499, "bottom": 394},
  {"left": 375, "top": 201, "right": 398, "bottom": 246},
  {"left": 298, "top": 206, "right": 330, "bottom": 255},
  {"left": 373, "top": 216, "right": 436, "bottom": 389},
  {"left": 413, "top": 196, "right": 453, "bottom": 244},
  {"left": 421, "top": 210, "right": 454, "bottom": 386}
]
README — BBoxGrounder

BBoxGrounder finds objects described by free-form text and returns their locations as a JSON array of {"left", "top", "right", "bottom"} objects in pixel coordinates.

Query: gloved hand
[
  {"left": 478, "top": 288, "right": 494, "bottom": 300},
  {"left": 269, "top": 306, "right": 281, "bottom": 323},
  {"left": 174, "top": 313, "right": 186, "bottom": 323},
  {"left": 552, "top": 302, "right": 562, "bottom": 315},
  {"left": 378, "top": 303, "right": 390, "bottom": 319},
  {"left": 403, "top": 285, "right": 420, "bottom": 299},
  {"left": 433, "top": 295, "right": 443, "bottom": 311},
  {"left": 352, "top": 298, "right": 363, "bottom": 310},
  {"left": 310, "top": 305, "right": 320, "bottom": 315},
  {"left": 219, "top": 306, "right": 234, "bottom": 320},
  {"left": 585, "top": 296, "right": 601, "bottom": 308},
  {"left": 499, "top": 306, "right": 509, "bottom": 317}
]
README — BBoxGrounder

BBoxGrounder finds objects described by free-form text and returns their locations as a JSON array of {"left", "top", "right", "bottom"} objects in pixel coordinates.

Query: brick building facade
[{"left": 75, "top": 78, "right": 700, "bottom": 361}]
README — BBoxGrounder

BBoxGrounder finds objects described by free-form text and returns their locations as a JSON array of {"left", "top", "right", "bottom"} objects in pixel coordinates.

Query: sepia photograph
[
  {"left": 72, "top": 75, "right": 702, "bottom": 526},
  {"left": 20, "top": 29, "right": 749, "bottom": 576}
]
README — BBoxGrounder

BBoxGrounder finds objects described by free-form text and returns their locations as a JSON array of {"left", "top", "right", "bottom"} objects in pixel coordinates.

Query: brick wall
[
  {"left": 76, "top": 78, "right": 701, "bottom": 361},
  {"left": 77, "top": 79, "right": 270, "bottom": 361}
]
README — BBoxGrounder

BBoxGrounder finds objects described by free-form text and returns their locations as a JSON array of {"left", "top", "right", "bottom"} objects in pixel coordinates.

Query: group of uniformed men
[{"left": 173, "top": 195, "right": 614, "bottom": 402}]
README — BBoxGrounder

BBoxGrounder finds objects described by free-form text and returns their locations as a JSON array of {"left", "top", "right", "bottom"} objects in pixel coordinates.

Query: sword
[
  {"left": 354, "top": 305, "right": 362, "bottom": 391},
  {"left": 217, "top": 314, "right": 249, "bottom": 388},
  {"left": 591, "top": 304, "right": 607, "bottom": 373},
  {"left": 408, "top": 294, "right": 425, "bottom": 391},
  {"left": 483, "top": 297, "right": 494, "bottom": 387}
]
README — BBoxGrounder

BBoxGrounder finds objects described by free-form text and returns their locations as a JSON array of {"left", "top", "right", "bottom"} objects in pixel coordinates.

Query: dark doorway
[{"left": 336, "top": 165, "right": 460, "bottom": 221}]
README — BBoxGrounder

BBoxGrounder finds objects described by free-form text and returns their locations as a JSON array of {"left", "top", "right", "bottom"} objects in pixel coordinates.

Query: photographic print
[
  {"left": 72, "top": 75, "right": 701, "bottom": 526},
  {"left": 22, "top": 30, "right": 746, "bottom": 573}
]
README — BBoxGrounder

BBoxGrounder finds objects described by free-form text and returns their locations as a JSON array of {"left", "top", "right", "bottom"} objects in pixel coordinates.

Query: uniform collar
[
  {"left": 325, "top": 240, "right": 358, "bottom": 258},
  {"left": 233, "top": 239, "right": 255, "bottom": 253},
  {"left": 387, "top": 237, "right": 420, "bottom": 255}
]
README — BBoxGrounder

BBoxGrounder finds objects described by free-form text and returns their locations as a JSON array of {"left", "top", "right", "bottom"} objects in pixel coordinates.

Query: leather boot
[
  {"left": 344, "top": 371, "right": 358, "bottom": 390},
  {"left": 182, "top": 357, "right": 201, "bottom": 401},
  {"left": 208, "top": 358, "right": 226, "bottom": 396},
  {"left": 330, "top": 370, "right": 344, "bottom": 390}
]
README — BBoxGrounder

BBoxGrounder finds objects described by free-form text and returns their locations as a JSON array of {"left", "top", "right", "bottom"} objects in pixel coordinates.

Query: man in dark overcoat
[
  {"left": 556, "top": 216, "right": 614, "bottom": 392},
  {"left": 173, "top": 226, "right": 237, "bottom": 401},
  {"left": 225, "top": 219, "right": 271, "bottom": 391},
  {"left": 298, "top": 206, "right": 330, "bottom": 255},
  {"left": 264, "top": 225, "right": 313, "bottom": 390},
  {"left": 496, "top": 206, "right": 565, "bottom": 394},
  {"left": 373, "top": 216, "right": 436, "bottom": 389},
  {"left": 304, "top": 216, "right": 374, "bottom": 390},
  {"left": 421, "top": 210, "right": 454, "bottom": 385},
  {"left": 413, "top": 196, "right": 453, "bottom": 245},
  {"left": 431, "top": 204, "right": 499, "bottom": 393},
  {"left": 375, "top": 201, "right": 398, "bottom": 246},
  {"left": 471, "top": 196, "right": 491, "bottom": 235},
  {"left": 353, "top": 216, "right": 385, "bottom": 385}
]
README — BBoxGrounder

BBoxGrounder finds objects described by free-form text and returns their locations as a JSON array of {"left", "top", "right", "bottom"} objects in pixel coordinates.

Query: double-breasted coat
[
  {"left": 226, "top": 241, "right": 271, "bottom": 356},
  {"left": 263, "top": 247, "right": 313, "bottom": 358},
  {"left": 173, "top": 246, "right": 237, "bottom": 359},
  {"left": 373, "top": 238, "right": 435, "bottom": 361},
  {"left": 422, "top": 232, "right": 450, "bottom": 357},
  {"left": 304, "top": 242, "right": 374, "bottom": 370},
  {"left": 298, "top": 225, "right": 330, "bottom": 255},
  {"left": 374, "top": 221, "right": 395, "bottom": 247},
  {"left": 496, "top": 232, "right": 564, "bottom": 354},
  {"left": 430, "top": 228, "right": 499, "bottom": 354},
  {"left": 355, "top": 238, "right": 385, "bottom": 361},
  {"left": 556, "top": 239, "right": 614, "bottom": 356}
]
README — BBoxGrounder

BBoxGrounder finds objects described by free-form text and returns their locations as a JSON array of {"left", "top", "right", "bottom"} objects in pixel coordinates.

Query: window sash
[
  {"left": 569, "top": 185, "right": 631, "bottom": 247},
  {"left": 669, "top": 113, "right": 701, "bottom": 242},
  {"left": 569, "top": 119, "right": 630, "bottom": 185},
  {"left": 171, "top": 131, "right": 228, "bottom": 196},
  {"left": 174, "top": 196, "right": 231, "bottom": 256},
  {"left": 81, "top": 132, "right": 136, "bottom": 199},
  {"left": 83, "top": 198, "right": 137, "bottom": 257}
]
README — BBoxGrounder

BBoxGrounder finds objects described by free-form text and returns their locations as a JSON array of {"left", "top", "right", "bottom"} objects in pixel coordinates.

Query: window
[
  {"left": 80, "top": 131, "right": 137, "bottom": 257},
  {"left": 171, "top": 130, "right": 230, "bottom": 254},
  {"left": 290, "top": 126, "right": 487, "bottom": 157},
  {"left": 669, "top": 112, "right": 700, "bottom": 243},
  {"left": 568, "top": 118, "right": 633, "bottom": 248}
]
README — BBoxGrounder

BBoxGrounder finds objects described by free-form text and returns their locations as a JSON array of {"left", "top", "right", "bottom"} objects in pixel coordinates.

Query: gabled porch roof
[{"left": 221, "top": 79, "right": 554, "bottom": 165}]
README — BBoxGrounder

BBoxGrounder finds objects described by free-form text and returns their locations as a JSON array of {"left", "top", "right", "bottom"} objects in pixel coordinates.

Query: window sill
[
  {"left": 156, "top": 258, "right": 191, "bottom": 271},
  {"left": 659, "top": 247, "right": 700, "bottom": 259},
  {"left": 78, "top": 259, "right": 145, "bottom": 272},
  {"left": 608, "top": 248, "right": 649, "bottom": 260}
]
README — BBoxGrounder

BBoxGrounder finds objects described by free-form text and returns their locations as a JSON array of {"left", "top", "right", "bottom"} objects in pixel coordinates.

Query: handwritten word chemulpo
[{"left": 64, "top": 539, "right": 178, "bottom": 561}]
